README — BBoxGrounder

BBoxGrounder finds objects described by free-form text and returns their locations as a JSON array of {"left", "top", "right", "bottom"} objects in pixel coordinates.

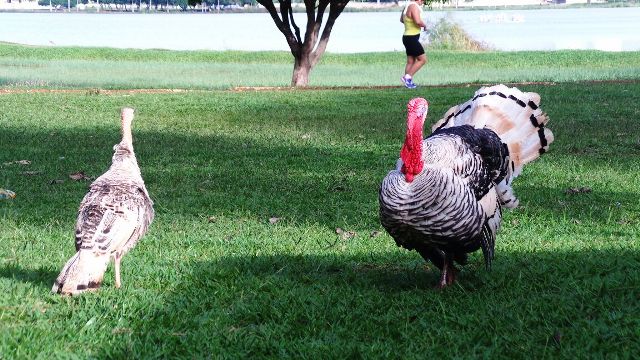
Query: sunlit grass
[
  {"left": 1, "top": 42, "right": 640, "bottom": 88},
  {"left": 1, "top": 81, "right": 639, "bottom": 357}
]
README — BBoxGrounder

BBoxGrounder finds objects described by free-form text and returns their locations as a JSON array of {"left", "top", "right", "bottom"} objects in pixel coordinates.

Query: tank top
[{"left": 403, "top": 2, "right": 423, "bottom": 36}]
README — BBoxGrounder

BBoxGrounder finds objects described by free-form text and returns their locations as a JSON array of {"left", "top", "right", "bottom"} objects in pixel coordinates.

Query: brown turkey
[
  {"left": 52, "top": 108, "right": 154, "bottom": 295},
  {"left": 379, "top": 85, "right": 553, "bottom": 288}
]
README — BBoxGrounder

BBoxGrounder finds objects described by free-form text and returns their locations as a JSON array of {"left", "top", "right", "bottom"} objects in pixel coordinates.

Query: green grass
[
  {"left": 1, "top": 43, "right": 639, "bottom": 356},
  {"left": 1, "top": 79, "right": 639, "bottom": 357},
  {"left": 2, "top": 42, "right": 640, "bottom": 88}
]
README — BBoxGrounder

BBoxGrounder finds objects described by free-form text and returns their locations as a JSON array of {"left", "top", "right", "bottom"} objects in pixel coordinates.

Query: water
[
  {"left": 1, "top": 8, "right": 639, "bottom": 53},
  {"left": 444, "top": 8, "right": 640, "bottom": 51}
]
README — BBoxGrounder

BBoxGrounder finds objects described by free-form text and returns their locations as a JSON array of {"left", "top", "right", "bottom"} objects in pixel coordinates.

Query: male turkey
[
  {"left": 52, "top": 108, "right": 154, "bottom": 295},
  {"left": 379, "top": 85, "right": 553, "bottom": 288}
]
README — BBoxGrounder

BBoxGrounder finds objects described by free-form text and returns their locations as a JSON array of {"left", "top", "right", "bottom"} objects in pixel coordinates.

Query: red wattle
[{"left": 400, "top": 117, "right": 425, "bottom": 183}]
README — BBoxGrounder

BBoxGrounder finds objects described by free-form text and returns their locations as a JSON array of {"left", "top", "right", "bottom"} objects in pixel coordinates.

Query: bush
[{"left": 422, "top": 17, "right": 491, "bottom": 51}]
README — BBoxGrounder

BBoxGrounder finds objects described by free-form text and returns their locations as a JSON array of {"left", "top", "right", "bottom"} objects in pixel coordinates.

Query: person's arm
[
  {"left": 408, "top": 4, "right": 426, "bottom": 28},
  {"left": 400, "top": 7, "right": 405, "bottom": 23}
]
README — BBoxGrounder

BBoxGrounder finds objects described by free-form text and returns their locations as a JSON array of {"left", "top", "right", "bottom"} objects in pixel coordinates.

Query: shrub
[{"left": 422, "top": 17, "right": 491, "bottom": 51}]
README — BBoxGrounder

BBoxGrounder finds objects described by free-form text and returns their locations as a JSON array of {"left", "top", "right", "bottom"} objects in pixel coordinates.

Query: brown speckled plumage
[{"left": 52, "top": 108, "right": 154, "bottom": 295}]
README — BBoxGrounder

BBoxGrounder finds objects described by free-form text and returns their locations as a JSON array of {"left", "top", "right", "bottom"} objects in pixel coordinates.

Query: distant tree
[
  {"left": 255, "top": 0, "right": 349, "bottom": 87},
  {"left": 189, "top": 0, "right": 244, "bottom": 7},
  {"left": 256, "top": 0, "right": 447, "bottom": 87},
  {"left": 38, "top": 0, "right": 71, "bottom": 7}
]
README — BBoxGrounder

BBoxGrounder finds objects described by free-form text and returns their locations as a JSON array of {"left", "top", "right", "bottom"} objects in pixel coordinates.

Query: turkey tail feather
[
  {"left": 51, "top": 251, "right": 109, "bottom": 295},
  {"left": 433, "top": 84, "right": 553, "bottom": 207}
]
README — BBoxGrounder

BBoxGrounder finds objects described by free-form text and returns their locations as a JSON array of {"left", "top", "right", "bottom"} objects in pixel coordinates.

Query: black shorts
[{"left": 402, "top": 34, "right": 425, "bottom": 57}]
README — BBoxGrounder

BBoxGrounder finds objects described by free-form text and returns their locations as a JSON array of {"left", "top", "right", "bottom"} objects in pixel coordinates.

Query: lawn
[
  {"left": 0, "top": 45, "right": 639, "bottom": 358},
  {"left": 2, "top": 42, "right": 640, "bottom": 88}
]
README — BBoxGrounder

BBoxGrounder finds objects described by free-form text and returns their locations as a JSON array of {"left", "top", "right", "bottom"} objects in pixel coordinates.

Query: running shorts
[{"left": 402, "top": 34, "right": 425, "bottom": 57}]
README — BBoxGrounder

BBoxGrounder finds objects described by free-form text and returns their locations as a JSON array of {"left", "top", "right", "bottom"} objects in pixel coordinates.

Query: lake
[{"left": 1, "top": 7, "right": 639, "bottom": 53}]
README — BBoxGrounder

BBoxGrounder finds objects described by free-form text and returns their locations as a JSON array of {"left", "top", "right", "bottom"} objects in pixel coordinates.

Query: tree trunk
[{"left": 292, "top": 56, "right": 311, "bottom": 87}]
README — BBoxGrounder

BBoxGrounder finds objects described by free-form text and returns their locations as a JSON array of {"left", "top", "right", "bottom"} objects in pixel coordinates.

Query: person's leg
[
  {"left": 408, "top": 53, "right": 427, "bottom": 77},
  {"left": 404, "top": 56, "right": 415, "bottom": 77},
  {"left": 402, "top": 35, "right": 418, "bottom": 83},
  {"left": 403, "top": 58, "right": 418, "bottom": 88}
]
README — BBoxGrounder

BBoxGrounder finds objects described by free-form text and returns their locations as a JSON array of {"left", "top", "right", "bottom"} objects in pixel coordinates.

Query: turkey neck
[
  {"left": 120, "top": 108, "right": 134, "bottom": 147},
  {"left": 400, "top": 108, "right": 425, "bottom": 183}
]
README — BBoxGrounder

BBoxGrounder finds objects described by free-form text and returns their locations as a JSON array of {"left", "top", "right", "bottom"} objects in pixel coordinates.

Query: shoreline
[{"left": 1, "top": 1, "right": 638, "bottom": 13}]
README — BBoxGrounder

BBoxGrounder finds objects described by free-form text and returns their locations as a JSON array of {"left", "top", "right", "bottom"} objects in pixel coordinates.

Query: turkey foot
[{"left": 436, "top": 260, "right": 457, "bottom": 289}]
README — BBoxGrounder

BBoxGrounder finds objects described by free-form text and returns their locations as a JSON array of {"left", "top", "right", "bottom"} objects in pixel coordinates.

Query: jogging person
[{"left": 400, "top": 0, "right": 427, "bottom": 89}]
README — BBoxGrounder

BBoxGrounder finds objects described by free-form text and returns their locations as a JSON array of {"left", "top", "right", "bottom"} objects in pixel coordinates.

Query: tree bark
[{"left": 292, "top": 55, "right": 311, "bottom": 87}]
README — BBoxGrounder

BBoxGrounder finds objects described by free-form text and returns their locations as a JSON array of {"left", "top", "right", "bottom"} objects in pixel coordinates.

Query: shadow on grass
[
  {"left": 1, "top": 125, "right": 388, "bottom": 230},
  {"left": 1, "top": 124, "right": 637, "bottom": 233},
  {"left": 97, "top": 249, "right": 639, "bottom": 358},
  {"left": 0, "top": 264, "right": 59, "bottom": 288}
]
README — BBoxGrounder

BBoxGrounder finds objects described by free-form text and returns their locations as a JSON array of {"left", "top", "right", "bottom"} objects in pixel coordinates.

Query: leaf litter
[{"left": 69, "top": 171, "right": 92, "bottom": 181}]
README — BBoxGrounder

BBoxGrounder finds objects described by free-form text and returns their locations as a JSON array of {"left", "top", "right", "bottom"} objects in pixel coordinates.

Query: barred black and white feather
[
  {"left": 379, "top": 85, "right": 553, "bottom": 287},
  {"left": 432, "top": 84, "right": 554, "bottom": 208},
  {"left": 52, "top": 108, "right": 154, "bottom": 295}
]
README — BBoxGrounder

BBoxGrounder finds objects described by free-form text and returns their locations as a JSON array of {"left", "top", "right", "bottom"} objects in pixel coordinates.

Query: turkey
[
  {"left": 52, "top": 108, "right": 154, "bottom": 295},
  {"left": 379, "top": 84, "right": 553, "bottom": 288}
]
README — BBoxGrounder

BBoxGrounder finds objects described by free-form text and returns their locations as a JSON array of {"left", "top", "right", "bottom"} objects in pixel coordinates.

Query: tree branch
[
  {"left": 310, "top": 0, "right": 348, "bottom": 66},
  {"left": 288, "top": 4, "right": 302, "bottom": 45},
  {"left": 256, "top": 0, "right": 301, "bottom": 55}
]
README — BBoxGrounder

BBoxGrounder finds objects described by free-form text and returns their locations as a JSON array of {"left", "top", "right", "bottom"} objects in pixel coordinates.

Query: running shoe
[{"left": 403, "top": 77, "right": 417, "bottom": 89}]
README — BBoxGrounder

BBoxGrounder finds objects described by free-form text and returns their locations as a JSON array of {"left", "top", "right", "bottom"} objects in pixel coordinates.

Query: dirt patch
[
  {"left": 230, "top": 82, "right": 563, "bottom": 92},
  {"left": 0, "top": 88, "right": 192, "bottom": 95},
  {"left": 0, "top": 79, "right": 638, "bottom": 95}
]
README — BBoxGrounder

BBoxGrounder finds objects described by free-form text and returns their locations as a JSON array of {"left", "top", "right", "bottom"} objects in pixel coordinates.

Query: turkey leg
[
  {"left": 437, "top": 255, "right": 457, "bottom": 289},
  {"left": 114, "top": 255, "right": 122, "bottom": 288}
]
